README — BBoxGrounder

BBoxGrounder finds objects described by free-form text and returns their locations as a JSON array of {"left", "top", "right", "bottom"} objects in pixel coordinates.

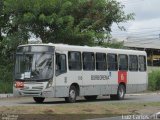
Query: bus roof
[{"left": 18, "top": 43, "right": 146, "bottom": 55}]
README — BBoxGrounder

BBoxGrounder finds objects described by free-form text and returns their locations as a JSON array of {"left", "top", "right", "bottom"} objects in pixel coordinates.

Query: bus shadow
[{"left": 19, "top": 97, "right": 137, "bottom": 105}]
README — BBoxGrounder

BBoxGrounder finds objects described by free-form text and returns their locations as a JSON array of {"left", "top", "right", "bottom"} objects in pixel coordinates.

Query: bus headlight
[
  {"left": 14, "top": 81, "right": 24, "bottom": 88},
  {"left": 46, "top": 80, "right": 53, "bottom": 88}
]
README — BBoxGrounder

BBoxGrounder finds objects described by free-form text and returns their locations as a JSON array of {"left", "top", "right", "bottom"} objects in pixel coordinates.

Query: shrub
[
  {"left": 148, "top": 70, "right": 160, "bottom": 91},
  {"left": 0, "top": 64, "right": 13, "bottom": 93}
]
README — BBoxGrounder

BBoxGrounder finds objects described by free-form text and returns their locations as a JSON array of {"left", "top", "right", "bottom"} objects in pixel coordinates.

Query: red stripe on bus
[{"left": 118, "top": 71, "right": 127, "bottom": 84}]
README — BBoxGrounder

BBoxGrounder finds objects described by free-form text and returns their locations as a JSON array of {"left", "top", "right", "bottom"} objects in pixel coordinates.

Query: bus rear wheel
[
  {"left": 110, "top": 84, "right": 125, "bottom": 100},
  {"left": 84, "top": 95, "right": 97, "bottom": 101},
  {"left": 65, "top": 86, "right": 77, "bottom": 103},
  {"left": 33, "top": 97, "right": 45, "bottom": 103}
]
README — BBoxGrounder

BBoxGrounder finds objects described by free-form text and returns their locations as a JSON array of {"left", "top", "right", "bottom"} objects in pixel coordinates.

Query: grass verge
[{"left": 0, "top": 102, "right": 160, "bottom": 116}]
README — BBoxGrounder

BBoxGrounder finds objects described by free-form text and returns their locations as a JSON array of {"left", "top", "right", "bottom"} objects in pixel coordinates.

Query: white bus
[{"left": 13, "top": 43, "right": 147, "bottom": 103}]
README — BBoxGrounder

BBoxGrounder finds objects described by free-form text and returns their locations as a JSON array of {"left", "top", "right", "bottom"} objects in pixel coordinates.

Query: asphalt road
[{"left": 0, "top": 93, "right": 159, "bottom": 106}]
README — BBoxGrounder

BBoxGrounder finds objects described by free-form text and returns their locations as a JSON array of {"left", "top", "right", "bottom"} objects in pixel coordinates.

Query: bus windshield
[{"left": 15, "top": 53, "right": 53, "bottom": 81}]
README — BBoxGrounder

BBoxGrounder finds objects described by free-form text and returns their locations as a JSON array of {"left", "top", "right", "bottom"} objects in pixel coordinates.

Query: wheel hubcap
[
  {"left": 70, "top": 90, "right": 75, "bottom": 100},
  {"left": 119, "top": 87, "right": 124, "bottom": 98}
]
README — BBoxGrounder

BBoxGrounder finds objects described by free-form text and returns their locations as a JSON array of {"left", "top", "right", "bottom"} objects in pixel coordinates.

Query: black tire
[
  {"left": 84, "top": 95, "right": 97, "bottom": 101},
  {"left": 110, "top": 84, "right": 126, "bottom": 100},
  {"left": 65, "top": 86, "right": 77, "bottom": 103},
  {"left": 33, "top": 97, "right": 45, "bottom": 103},
  {"left": 110, "top": 94, "right": 118, "bottom": 100}
]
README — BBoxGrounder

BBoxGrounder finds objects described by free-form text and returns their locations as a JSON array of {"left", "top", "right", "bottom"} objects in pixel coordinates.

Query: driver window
[{"left": 56, "top": 54, "right": 67, "bottom": 76}]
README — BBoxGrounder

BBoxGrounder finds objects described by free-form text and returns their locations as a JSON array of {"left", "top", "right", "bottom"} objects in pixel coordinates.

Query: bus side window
[
  {"left": 139, "top": 56, "right": 146, "bottom": 71},
  {"left": 96, "top": 53, "right": 107, "bottom": 71},
  {"left": 118, "top": 54, "right": 128, "bottom": 71},
  {"left": 56, "top": 54, "right": 67, "bottom": 76},
  {"left": 107, "top": 53, "right": 118, "bottom": 71},
  {"left": 68, "top": 51, "right": 81, "bottom": 70},
  {"left": 129, "top": 55, "right": 138, "bottom": 71},
  {"left": 83, "top": 52, "right": 95, "bottom": 70}
]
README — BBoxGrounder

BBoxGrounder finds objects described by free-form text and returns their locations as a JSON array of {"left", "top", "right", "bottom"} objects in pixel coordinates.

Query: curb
[
  {"left": 0, "top": 94, "right": 13, "bottom": 98},
  {"left": 126, "top": 92, "right": 160, "bottom": 96},
  {"left": 0, "top": 92, "right": 159, "bottom": 98}
]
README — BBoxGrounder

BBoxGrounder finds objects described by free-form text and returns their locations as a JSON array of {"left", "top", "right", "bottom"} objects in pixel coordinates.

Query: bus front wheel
[
  {"left": 33, "top": 97, "right": 45, "bottom": 103},
  {"left": 65, "top": 86, "right": 77, "bottom": 103},
  {"left": 110, "top": 84, "right": 125, "bottom": 100}
]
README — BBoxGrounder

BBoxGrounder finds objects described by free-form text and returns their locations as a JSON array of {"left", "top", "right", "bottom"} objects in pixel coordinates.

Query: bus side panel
[
  {"left": 136, "top": 72, "right": 148, "bottom": 92},
  {"left": 126, "top": 72, "right": 147, "bottom": 93},
  {"left": 55, "top": 71, "right": 83, "bottom": 97},
  {"left": 107, "top": 71, "right": 119, "bottom": 95},
  {"left": 55, "top": 73, "right": 69, "bottom": 97},
  {"left": 67, "top": 71, "right": 83, "bottom": 93},
  {"left": 82, "top": 71, "right": 101, "bottom": 96},
  {"left": 81, "top": 71, "right": 118, "bottom": 96}
]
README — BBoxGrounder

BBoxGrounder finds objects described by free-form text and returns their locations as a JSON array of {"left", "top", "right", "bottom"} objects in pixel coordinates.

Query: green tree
[
  {"left": 0, "top": 0, "right": 3, "bottom": 41},
  {"left": 0, "top": 0, "right": 134, "bottom": 93},
  {"left": 3, "top": 0, "right": 134, "bottom": 46}
]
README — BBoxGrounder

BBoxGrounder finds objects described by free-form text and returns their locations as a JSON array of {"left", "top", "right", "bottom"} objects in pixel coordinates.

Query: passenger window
[
  {"left": 96, "top": 53, "right": 107, "bottom": 70},
  {"left": 129, "top": 55, "right": 138, "bottom": 71},
  {"left": 83, "top": 52, "right": 95, "bottom": 70},
  {"left": 139, "top": 56, "right": 146, "bottom": 71},
  {"left": 118, "top": 54, "right": 128, "bottom": 71},
  {"left": 107, "top": 54, "right": 118, "bottom": 71},
  {"left": 68, "top": 51, "right": 81, "bottom": 70},
  {"left": 56, "top": 54, "right": 67, "bottom": 76}
]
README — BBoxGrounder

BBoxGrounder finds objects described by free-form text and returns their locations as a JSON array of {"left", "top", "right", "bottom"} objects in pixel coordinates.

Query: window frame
[
  {"left": 138, "top": 55, "right": 147, "bottom": 72},
  {"left": 96, "top": 52, "right": 107, "bottom": 71},
  {"left": 83, "top": 52, "right": 95, "bottom": 71},
  {"left": 118, "top": 54, "right": 128, "bottom": 71},
  {"left": 68, "top": 51, "right": 82, "bottom": 71},
  {"left": 107, "top": 53, "right": 118, "bottom": 71},
  {"left": 129, "top": 55, "right": 138, "bottom": 71},
  {"left": 55, "top": 53, "right": 67, "bottom": 76}
]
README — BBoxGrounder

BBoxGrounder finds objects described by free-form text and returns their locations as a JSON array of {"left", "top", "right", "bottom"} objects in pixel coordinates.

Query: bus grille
[
  {"left": 20, "top": 84, "right": 44, "bottom": 96},
  {"left": 22, "top": 92, "right": 41, "bottom": 96}
]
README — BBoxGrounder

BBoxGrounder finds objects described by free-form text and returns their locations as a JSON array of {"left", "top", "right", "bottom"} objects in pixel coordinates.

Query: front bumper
[{"left": 13, "top": 82, "right": 55, "bottom": 98}]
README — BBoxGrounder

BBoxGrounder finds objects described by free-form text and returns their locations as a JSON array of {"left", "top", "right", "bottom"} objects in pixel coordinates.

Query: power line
[
  {"left": 119, "top": 0, "right": 145, "bottom": 6},
  {"left": 123, "top": 33, "right": 160, "bottom": 38},
  {"left": 112, "top": 0, "right": 160, "bottom": 39},
  {"left": 112, "top": 29, "right": 160, "bottom": 36},
  {"left": 128, "top": 31, "right": 160, "bottom": 35},
  {"left": 119, "top": 0, "right": 144, "bottom": 4},
  {"left": 112, "top": 26, "right": 160, "bottom": 32},
  {"left": 113, "top": 27, "right": 160, "bottom": 32},
  {"left": 112, "top": 34, "right": 160, "bottom": 38},
  {"left": 112, "top": 31, "right": 160, "bottom": 36},
  {"left": 128, "top": 34, "right": 160, "bottom": 38},
  {"left": 124, "top": 41, "right": 160, "bottom": 48},
  {"left": 125, "top": 38, "right": 160, "bottom": 44}
]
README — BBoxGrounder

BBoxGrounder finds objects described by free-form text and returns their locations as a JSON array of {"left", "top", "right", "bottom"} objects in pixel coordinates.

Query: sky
[{"left": 111, "top": 0, "right": 160, "bottom": 42}]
